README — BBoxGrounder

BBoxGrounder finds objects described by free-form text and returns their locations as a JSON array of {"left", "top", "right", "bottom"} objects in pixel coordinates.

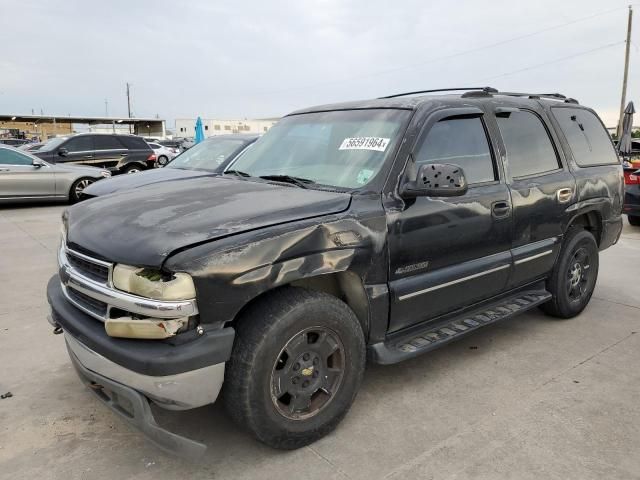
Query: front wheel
[
  {"left": 628, "top": 215, "right": 640, "bottom": 227},
  {"left": 540, "top": 228, "right": 599, "bottom": 318},
  {"left": 69, "top": 177, "right": 94, "bottom": 203},
  {"left": 223, "top": 287, "right": 366, "bottom": 449}
]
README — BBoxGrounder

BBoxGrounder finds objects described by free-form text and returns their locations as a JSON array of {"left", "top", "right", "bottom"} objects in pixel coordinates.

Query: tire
[
  {"left": 122, "top": 164, "right": 142, "bottom": 174},
  {"left": 157, "top": 155, "right": 169, "bottom": 167},
  {"left": 628, "top": 215, "right": 640, "bottom": 226},
  {"left": 223, "top": 287, "right": 366, "bottom": 449},
  {"left": 69, "top": 177, "right": 94, "bottom": 203},
  {"left": 540, "top": 228, "right": 599, "bottom": 319}
]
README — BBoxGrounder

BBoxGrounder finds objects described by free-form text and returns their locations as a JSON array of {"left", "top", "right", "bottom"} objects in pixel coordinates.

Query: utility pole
[
  {"left": 126, "top": 82, "right": 132, "bottom": 133},
  {"left": 617, "top": 5, "right": 633, "bottom": 138},
  {"left": 104, "top": 98, "right": 109, "bottom": 117}
]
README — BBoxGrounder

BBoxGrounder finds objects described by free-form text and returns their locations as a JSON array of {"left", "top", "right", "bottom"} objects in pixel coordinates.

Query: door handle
[
  {"left": 492, "top": 201, "right": 511, "bottom": 218},
  {"left": 557, "top": 188, "right": 573, "bottom": 203}
]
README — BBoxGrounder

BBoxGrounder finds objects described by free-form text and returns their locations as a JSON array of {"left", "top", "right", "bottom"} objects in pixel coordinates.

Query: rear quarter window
[
  {"left": 551, "top": 107, "right": 618, "bottom": 167},
  {"left": 118, "top": 136, "right": 151, "bottom": 150}
]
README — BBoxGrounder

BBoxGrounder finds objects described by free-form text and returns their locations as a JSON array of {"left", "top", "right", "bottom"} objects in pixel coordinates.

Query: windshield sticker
[
  {"left": 339, "top": 137, "right": 390, "bottom": 152},
  {"left": 356, "top": 169, "right": 374, "bottom": 185}
]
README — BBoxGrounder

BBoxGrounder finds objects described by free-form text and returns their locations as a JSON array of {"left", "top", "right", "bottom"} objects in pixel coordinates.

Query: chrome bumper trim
[
  {"left": 58, "top": 245, "right": 198, "bottom": 321},
  {"left": 65, "top": 333, "right": 224, "bottom": 410}
]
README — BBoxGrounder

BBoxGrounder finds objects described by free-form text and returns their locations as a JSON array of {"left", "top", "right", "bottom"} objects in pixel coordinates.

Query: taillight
[
  {"left": 147, "top": 154, "right": 157, "bottom": 161},
  {"left": 624, "top": 171, "right": 640, "bottom": 185}
]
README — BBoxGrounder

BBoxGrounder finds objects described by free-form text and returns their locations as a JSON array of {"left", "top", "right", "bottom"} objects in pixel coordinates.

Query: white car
[{"left": 147, "top": 142, "right": 178, "bottom": 167}]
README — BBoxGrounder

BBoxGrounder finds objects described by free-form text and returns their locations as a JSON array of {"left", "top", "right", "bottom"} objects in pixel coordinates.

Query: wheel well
[
  {"left": 230, "top": 272, "right": 370, "bottom": 339},
  {"left": 568, "top": 211, "right": 602, "bottom": 246}
]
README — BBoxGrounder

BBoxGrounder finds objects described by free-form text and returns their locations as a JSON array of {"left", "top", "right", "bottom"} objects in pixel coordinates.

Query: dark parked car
[
  {"left": 0, "top": 138, "right": 30, "bottom": 147},
  {"left": 80, "top": 134, "right": 259, "bottom": 198},
  {"left": 47, "top": 88, "right": 622, "bottom": 457},
  {"left": 34, "top": 133, "right": 155, "bottom": 174},
  {"left": 622, "top": 160, "right": 640, "bottom": 225}
]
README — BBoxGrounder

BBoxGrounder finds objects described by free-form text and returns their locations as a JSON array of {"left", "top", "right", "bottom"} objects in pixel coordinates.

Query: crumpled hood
[
  {"left": 67, "top": 177, "right": 351, "bottom": 267},
  {"left": 82, "top": 167, "right": 212, "bottom": 197}
]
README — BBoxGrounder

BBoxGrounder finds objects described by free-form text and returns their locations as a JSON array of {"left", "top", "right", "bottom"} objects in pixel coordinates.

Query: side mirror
[
  {"left": 401, "top": 163, "right": 468, "bottom": 198},
  {"left": 33, "top": 159, "right": 45, "bottom": 168},
  {"left": 58, "top": 148, "right": 68, "bottom": 157}
]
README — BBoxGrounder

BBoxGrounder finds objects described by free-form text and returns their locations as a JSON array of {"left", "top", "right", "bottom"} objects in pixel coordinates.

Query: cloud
[{"left": 0, "top": 0, "right": 635, "bottom": 127}]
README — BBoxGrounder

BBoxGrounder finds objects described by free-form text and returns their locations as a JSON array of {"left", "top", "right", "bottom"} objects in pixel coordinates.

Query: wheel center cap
[{"left": 301, "top": 366, "right": 314, "bottom": 377}]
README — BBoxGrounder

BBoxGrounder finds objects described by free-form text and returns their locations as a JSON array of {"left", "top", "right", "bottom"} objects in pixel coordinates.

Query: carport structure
[{"left": 0, "top": 114, "right": 166, "bottom": 140}]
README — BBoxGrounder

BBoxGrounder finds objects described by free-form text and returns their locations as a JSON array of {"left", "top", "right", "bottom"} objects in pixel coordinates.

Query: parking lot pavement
[{"left": 1, "top": 204, "right": 639, "bottom": 480}]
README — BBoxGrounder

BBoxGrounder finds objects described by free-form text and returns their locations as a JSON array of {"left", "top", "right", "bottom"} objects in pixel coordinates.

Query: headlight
[
  {"left": 112, "top": 264, "right": 196, "bottom": 300},
  {"left": 100, "top": 171, "right": 111, "bottom": 178}
]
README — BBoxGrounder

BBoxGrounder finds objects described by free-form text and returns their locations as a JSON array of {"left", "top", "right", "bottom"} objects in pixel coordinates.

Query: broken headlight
[{"left": 112, "top": 264, "right": 196, "bottom": 300}]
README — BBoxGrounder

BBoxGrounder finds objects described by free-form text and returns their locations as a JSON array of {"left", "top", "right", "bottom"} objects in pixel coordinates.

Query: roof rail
[
  {"left": 490, "top": 91, "right": 579, "bottom": 104},
  {"left": 379, "top": 87, "right": 497, "bottom": 99}
]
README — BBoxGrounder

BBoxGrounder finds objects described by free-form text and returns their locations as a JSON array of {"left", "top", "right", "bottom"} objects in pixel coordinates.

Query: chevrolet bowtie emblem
[{"left": 301, "top": 366, "right": 314, "bottom": 376}]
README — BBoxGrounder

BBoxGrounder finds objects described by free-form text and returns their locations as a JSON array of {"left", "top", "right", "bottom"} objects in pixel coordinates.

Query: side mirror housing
[
  {"left": 58, "top": 148, "right": 68, "bottom": 157},
  {"left": 32, "top": 159, "right": 45, "bottom": 168},
  {"left": 401, "top": 163, "right": 468, "bottom": 198}
]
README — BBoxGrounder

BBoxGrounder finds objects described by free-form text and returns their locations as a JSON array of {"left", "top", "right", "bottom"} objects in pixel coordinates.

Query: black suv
[
  {"left": 34, "top": 133, "right": 155, "bottom": 174},
  {"left": 47, "top": 88, "right": 623, "bottom": 457}
]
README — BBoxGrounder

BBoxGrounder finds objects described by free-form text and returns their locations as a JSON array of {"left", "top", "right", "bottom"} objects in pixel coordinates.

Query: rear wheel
[
  {"left": 540, "top": 228, "right": 599, "bottom": 318},
  {"left": 123, "top": 164, "right": 142, "bottom": 174},
  {"left": 223, "top": 287, "right": 366, "bottom": 449},
  {"left": 157, "top": 155, "right": 169, "bottom": 167},
  {"left": 628, "top": 215, "right": 640, "bottom": 226},
  {"left": 69, "top": 177, "right": 94, "bottom": 203}
]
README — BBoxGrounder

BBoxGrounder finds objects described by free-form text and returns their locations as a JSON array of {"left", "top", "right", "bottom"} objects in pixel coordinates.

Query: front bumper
[
  {"left": 47, "top": 275, "right": 235, "bottom": 456},
  {"left": 67, "top": 343, "right": 207, "bottom": 459}
]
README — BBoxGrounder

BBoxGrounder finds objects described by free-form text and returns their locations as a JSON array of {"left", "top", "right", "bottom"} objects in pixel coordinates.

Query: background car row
[{"left": 0, "top": 134, "right": 258, "bottom": 203}]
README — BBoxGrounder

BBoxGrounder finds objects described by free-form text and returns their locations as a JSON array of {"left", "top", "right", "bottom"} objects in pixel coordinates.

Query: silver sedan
[{"left": 0, "top": 145, "right": 111, "bottom": 204}]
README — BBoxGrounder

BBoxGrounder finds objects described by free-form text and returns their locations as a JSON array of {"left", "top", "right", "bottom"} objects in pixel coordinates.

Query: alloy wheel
[{"left": 270, "top": 326, "right": 345, "bottom": 420}]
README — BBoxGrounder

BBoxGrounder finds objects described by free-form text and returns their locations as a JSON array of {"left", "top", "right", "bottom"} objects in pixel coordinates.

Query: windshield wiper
[
  {"left": 258, "top": 174, "right": 314, "bottom": 189},
  {"left": 224, "top": 169, "right": 252, "bottom": 178}
]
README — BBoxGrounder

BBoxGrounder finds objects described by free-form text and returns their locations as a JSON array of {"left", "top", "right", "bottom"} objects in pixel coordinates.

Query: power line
[
  {"left": 254, "top": 5, "right": 631, "bottom": 96},
  {"left": 474, "top": 41, "right": 624, "bottom": 82}
]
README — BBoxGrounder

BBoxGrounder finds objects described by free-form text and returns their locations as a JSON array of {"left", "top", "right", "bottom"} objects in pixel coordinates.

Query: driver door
[{"left": 387, "top": 108, "right": 513, "bottom": 332}]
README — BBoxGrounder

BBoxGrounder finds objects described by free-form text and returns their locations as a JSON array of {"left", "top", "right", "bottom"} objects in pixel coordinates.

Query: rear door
[
  {"left": 0, "top": 148, "right": 57, "bottom": 199},
  {"left": 490, "top": 105, "right": 575, "bottom": 288},
  {"left": 387, "top": 108, "right": 513, "bottom": 332},
  {"left": 92, "top": 135, "right": 128, "bottom": 169}
]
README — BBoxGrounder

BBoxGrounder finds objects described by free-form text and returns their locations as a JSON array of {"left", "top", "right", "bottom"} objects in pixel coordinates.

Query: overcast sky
[{"left": 0, "top": 0, "right": 637, "bottom": 127}]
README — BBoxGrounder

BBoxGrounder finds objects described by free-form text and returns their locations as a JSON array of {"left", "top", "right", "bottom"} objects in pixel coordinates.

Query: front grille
[
  {"left": 67, "top": 288, "right": 108, "bottom": 317},
  {"left": 67, "top": 251, "right": 109, "bottom": 283}
]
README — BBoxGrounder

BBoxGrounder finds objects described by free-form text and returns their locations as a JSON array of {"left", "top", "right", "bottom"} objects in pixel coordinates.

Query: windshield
[
  {"left": 40, "top": 137, "right": 68, "bottom": 151},
  {"left": 167, "top": 137, "right": 250, "bottom": 171},
  {"left": 228, "top": 109, "right": 410, "bottom": 189}
]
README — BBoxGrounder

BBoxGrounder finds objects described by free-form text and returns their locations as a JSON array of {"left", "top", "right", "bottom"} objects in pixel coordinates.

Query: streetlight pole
[{"left": 617, "top": 5, "right": 633, "bottom": 138}]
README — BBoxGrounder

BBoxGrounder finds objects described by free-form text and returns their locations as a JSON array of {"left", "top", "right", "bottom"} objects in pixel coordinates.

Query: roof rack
[
  {"left": 379, "top": 87, "right": 497, "bottom": 99},
  {"left": 492, "top": 91, "right": 579, "bottom": 104}
]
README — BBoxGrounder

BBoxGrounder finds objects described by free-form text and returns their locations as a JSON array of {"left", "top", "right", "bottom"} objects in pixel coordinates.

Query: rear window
[
  {"left": 118, "top": 136, "right": 150, "bottom": 150},
  {"left": 551, "top": 107, "right": 618, "bottom": 166}
]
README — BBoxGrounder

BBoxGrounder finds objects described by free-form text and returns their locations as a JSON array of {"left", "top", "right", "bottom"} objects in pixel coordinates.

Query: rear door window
[
  {"left": 94, "top": 135, "right": 124, "bottom": 150},
  {"left": 551, "top": 107, "right": 618, "bottom": 166},
  {"left": 414, "top": 116, "right": 496, "bottom": 184},
  {"left": 496, "top": 110, "right": 560, "bottom": 178}
]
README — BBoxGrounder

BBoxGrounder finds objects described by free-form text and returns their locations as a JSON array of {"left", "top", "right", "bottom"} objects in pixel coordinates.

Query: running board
[{"left": 369, "top": 290, "right": 552, "bottom": 365}]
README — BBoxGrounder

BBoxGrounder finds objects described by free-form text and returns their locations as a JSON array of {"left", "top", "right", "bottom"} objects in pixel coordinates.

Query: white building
[{"left": 174, "top": 118, "right": 279, "bottom": 138}]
